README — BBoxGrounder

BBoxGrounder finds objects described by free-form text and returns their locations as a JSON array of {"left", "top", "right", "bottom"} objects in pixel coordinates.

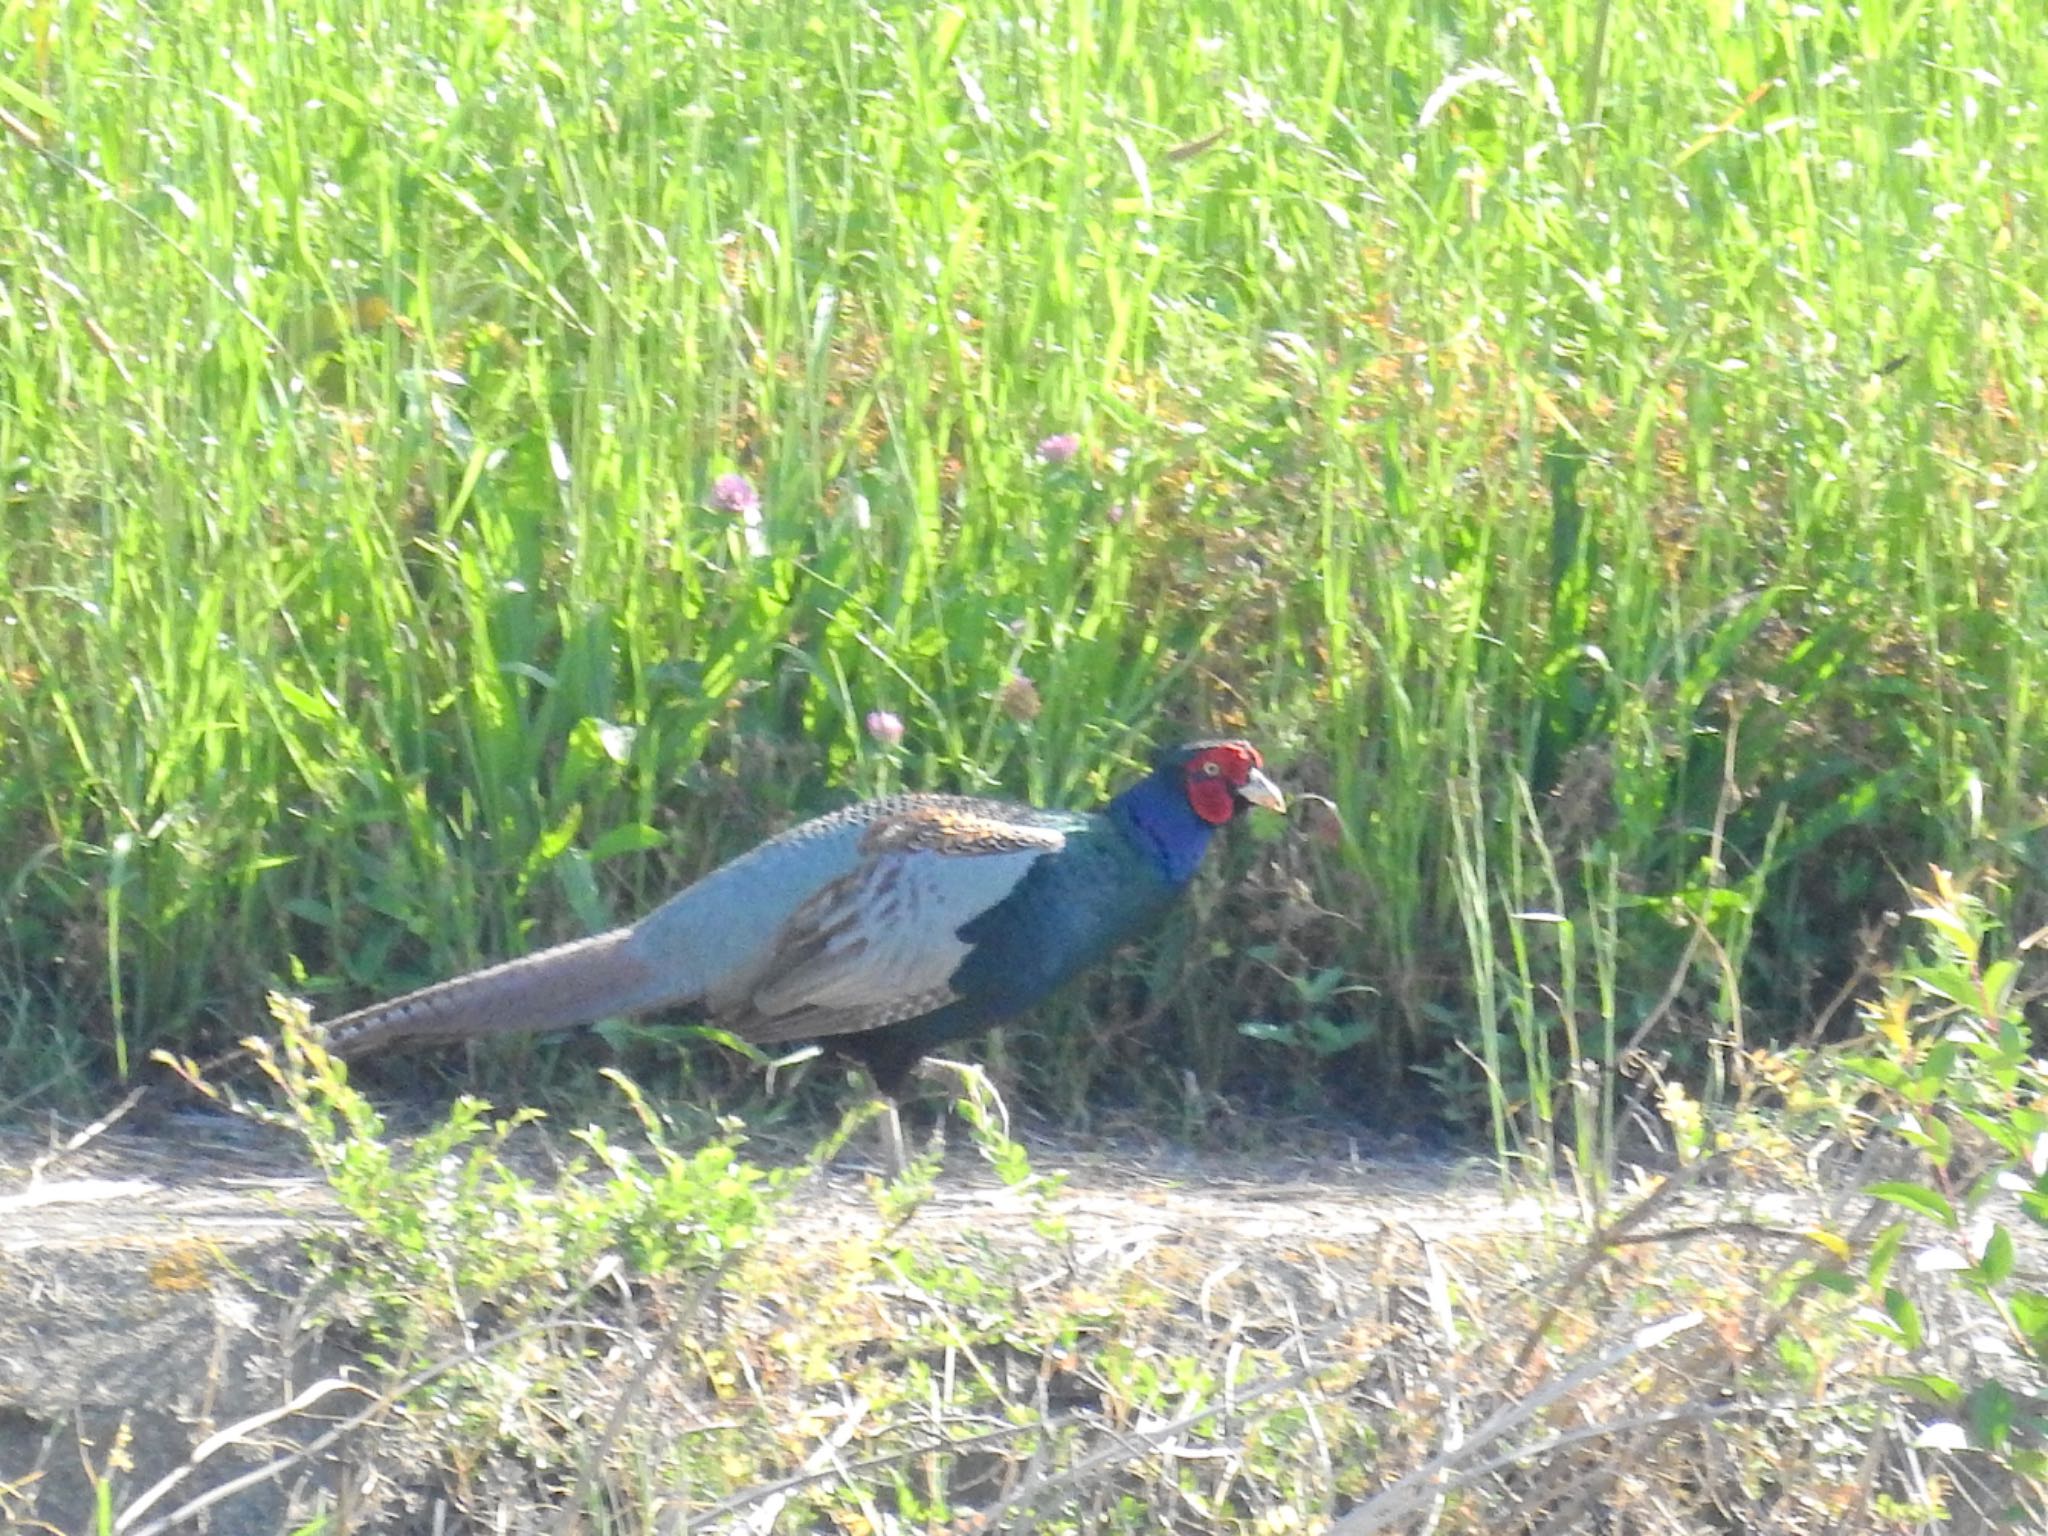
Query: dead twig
[
  {"left": 1411, "top": 1225, "right": 1465, "bottom": 1536},
  {"left": 1509, "top": 1154, "right": 1720, "bottom": 1377},
  {"left": 26, "top": 1085, "right": 149, "bottom": 1185},
  {"left": 114, "top": 1258, "right": 633, "bottom": 1536},
  {"left": 1328, "top": 1310, "right": 1709, "bottom": 1535}
]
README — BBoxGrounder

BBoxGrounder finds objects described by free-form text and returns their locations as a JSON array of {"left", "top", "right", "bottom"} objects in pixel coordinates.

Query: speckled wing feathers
[
  {"left": 724, "top": 803, "right": 1075, "bottom": 1042},
  {"left": 854, "top": 802, "right": 1081, "bottom": 857}
]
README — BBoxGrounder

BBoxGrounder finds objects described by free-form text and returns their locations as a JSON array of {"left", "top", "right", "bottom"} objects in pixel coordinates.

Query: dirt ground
[{"left": 0, "top": 1109, "right": 1546, "bottom": 1534}]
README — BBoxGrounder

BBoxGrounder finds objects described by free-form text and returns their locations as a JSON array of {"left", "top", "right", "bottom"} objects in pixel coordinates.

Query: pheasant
[{"left": 319, "top": 739, "right": 1284, "bottom": 1164}]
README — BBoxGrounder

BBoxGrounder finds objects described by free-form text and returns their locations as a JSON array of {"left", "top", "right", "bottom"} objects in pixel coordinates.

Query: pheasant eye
[{"left": 1200, "top": 760, "right": 1222, "bottom": 777}]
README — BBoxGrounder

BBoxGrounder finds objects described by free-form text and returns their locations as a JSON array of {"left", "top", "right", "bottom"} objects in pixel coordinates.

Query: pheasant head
[{"left": 1161, "top": 739, "right": 1287, "bottom": 825}]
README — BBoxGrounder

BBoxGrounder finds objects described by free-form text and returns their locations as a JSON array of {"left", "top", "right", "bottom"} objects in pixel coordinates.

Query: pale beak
[{"left": 1237, "top": 766, "right": 1287, "bottom": 814}]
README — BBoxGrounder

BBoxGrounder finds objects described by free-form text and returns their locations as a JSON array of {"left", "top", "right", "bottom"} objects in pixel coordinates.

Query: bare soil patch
[
  {"left": 0, "top": 1117, "right": 1529, "bottom": 1531},
  {"left": 0, "top": 1114, "right": 2016, "bottom": 1533}
]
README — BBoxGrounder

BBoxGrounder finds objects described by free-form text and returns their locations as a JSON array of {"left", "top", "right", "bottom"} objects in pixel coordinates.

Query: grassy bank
[
  {"left": 32, "top": 909, "right": 2040, "bottom": 1534},
  {"left": 3, "top": 0, "right": 2045, "bottom": 1148}
]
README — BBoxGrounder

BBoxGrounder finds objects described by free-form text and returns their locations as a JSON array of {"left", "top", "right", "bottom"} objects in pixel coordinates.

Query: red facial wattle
[
  {"left": 1186, "top": 777, "right": 1234, "bottom": 825},
  {"left": 1185, "top": 743, "right": 1266, "bottom": 825}
]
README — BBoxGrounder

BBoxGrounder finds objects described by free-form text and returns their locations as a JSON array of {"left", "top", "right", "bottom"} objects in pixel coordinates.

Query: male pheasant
[{"left": 320, "top": 740, "right": 1283, "bottom": 1162}]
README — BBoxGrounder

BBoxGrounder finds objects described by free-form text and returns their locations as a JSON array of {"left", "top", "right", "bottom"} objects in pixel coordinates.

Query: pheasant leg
[{"left": 877, "top": 1094, "right": 909, "bottom": 1178}]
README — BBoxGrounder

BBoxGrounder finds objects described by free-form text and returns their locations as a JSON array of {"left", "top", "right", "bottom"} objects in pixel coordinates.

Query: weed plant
[{"left": 2, "top": 0, "right": 2045, "bottom": 1142}]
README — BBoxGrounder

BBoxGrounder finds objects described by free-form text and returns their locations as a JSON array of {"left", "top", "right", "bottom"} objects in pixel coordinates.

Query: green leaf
[
  {"left": 1300, "top": 967, "right": 1347, "bottom": 1005},
  {"left": 533, "top": 805, "right": 583, "bottom": 867},
  {"left": 2009, "top": 1290, "right": 2048, "bottom": 1354},
  {"left": 1302, "top": 1016, "right": 1373, "bottom": 1056},
  {"left": 1884, "top": 1286, "right": 1925, "bottom": 1351},
  {"left": 1879, "top": 1372, "right": 1963, "bottom": 1409},
  {"left": 1805, "top": 1265, "right": 1858, "bottom": 1297},
  {"left": 1866, "top": 1181, "right": 1958, "bottom": 1229},
  {"left": 1967, "top": 1380, "right": 2016, "bottom": 1452},
  {"left": 0, "top": 71, "right": 62, "bottom": 125},
  {"left": 1981, "top": 959, "right": 2021, "bottom": 1018},
  {"left": 1924, "top": 1040, "right": 1961, "bottom": 1083},
  {"left": 1978, "top": 1225, "right": 2016, "bottom": 1286},
  {"left": 555, "top": 848, "right": 607, "bottom": 932},
  {"left": 561, "top": 716, "right": 638, "bottom": 800},
  {"left": 1837, "top": 1054, "right": 1907, "bottom": 1089},
  {"left": 1897, "top": 1113, "right": 1953, "bottom": 1162},
  {"left": 1905, "top": 964, "right": 1983, "bottom": 1013},
  {"left": 1775, "top": 1331, "right": 1817, "bottom": 1383},
  {"left": 929, "top": 3, "right": 968, "bottom": 64},
  {"left": 276, "top": 678, "right": 340, "bottom": 723},
  {"left": 589, "top": 822, "right": 667, "bottom": 861},
  {"left": 1868, "top": 1222, "right": 1907, "bottom": 1289}
]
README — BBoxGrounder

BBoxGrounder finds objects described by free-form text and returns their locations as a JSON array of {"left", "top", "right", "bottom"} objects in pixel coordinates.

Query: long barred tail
[{"left": 319, "top": 928, "right": 674, "bottom": 1057}]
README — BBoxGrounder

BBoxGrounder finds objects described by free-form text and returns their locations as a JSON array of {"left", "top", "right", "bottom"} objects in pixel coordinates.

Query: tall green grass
[{"left": 3, "top": 0, "right": 2044, "bottom": 1151}]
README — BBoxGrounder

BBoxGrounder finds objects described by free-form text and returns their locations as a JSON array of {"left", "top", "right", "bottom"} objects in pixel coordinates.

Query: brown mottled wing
[{"left": 726, "top": 804, "right": 1077, "bottom": 1044}]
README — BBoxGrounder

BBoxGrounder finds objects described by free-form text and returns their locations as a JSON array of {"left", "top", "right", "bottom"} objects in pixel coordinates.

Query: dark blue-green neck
[{"left": 1109, "top": 768, "right": 1217, "bottom": 885}]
